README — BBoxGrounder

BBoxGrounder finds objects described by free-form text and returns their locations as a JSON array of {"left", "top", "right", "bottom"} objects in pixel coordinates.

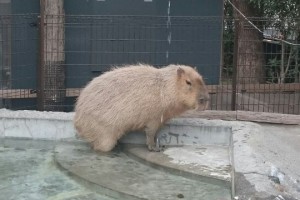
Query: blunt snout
[
  {"left": 197, "top": 91, "right": 210, "bottom": 110},
  {"left": 199, "top": 93, "right": 210, "bottom": 104}
]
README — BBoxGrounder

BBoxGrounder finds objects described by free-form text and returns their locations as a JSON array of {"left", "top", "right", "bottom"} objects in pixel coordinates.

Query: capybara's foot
[{"left": 147, "top": 144, "right": 163, "bottom": 152}]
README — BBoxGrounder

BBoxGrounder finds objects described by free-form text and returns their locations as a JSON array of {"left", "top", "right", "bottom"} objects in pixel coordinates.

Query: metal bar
[
  {"left": 231, "top": 19, "right": 238, "bottom": 111},
  {"left": 37, "top": 0, "right": 45, "bottom": 110}
]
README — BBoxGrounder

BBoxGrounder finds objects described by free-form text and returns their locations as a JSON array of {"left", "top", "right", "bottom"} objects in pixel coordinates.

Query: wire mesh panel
[
  {"left": 40, "top": 11, "right": 66, "bottom": 111},
  {"left": 0, "top": 14, "right": 39, "bottom": 110},
  {"left": 63, "top": 15, "right": 224, "bottom": 111},
  {"left": 64, "top": 16, "right": 168, "bottom": 88},
  {"left": 0, "top": 14, "right": 299, "bottom": 114},
  {"left": 64, "top": 15, "right": 222, "bottom": 83},
  {"left": 232, "top": 17, "right": 300, "bottom": 114}
]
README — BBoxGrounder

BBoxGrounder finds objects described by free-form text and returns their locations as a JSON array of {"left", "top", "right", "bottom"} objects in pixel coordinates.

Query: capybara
[{"left": 74, "top": 64, "right": 209, "bottom": 152}]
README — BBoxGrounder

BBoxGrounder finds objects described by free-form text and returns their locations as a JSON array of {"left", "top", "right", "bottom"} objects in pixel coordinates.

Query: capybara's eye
[{"left": 186, "top": 80, "right": 192, "bottom": 86}]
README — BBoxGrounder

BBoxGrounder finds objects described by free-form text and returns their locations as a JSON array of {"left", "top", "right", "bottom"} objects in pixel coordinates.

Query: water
[{"left": 0, "top": 139, "right": 231, "bottom": 200}]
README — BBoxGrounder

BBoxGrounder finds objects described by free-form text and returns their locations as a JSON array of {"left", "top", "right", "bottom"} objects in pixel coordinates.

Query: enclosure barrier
[{"left": 0, "top": 14, "right": 299, "bottom": 114}]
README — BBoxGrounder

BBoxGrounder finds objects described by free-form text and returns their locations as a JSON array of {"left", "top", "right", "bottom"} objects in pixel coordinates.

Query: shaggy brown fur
[{"left": 74, "top": 64, "right": 209, "bottom": 152}]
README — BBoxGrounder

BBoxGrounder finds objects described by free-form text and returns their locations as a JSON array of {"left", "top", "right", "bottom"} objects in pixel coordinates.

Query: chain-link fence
[{"left": 0, "top": 14, "right": 299, "bottom": 114}]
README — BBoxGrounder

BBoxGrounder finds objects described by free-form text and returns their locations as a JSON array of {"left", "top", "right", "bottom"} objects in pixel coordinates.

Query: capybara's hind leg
[{"left": 92, "top": 136, "right": 118, "bottom": 152}]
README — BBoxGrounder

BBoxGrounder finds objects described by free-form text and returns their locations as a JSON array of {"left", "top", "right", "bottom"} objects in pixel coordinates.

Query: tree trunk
[
  {"left": 233, "top": 0, "right": 265, "bottom": 84},
  {"left": 279, "top": 42, "right": 285, "bottom": 83},
  {"left": 295, "top": 47, "right": 299, "bottom": 83},
  {"left": 295, "top": 31, "right": 300, "bottom": 83},
  {"left": 40, "top": 0, "right": 65, "bottom": 111}
]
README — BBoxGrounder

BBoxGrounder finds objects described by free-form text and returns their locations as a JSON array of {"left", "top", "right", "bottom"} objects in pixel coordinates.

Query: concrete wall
[
  {"left": 0, "top": 109, "right": 232, "bottom": 147},
  {"left": 0, "top": 109, "right": 75, "bottom": 140}
]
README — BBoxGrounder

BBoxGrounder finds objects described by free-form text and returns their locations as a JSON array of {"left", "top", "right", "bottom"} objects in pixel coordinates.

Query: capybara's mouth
[
  {"left": 194, "top": 103, "right": 199, "bottom": 110},
  {"left": 197, "top": 100, "right": 209, "bottom": 111},
  {"left": 203, "top": 101, "right": 209, "bottom": 110}
]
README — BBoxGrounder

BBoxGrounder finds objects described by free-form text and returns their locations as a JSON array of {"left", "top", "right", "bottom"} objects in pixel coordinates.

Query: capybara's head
[{"left": 175, "top": 66, "right": 209, "bottom": 111}]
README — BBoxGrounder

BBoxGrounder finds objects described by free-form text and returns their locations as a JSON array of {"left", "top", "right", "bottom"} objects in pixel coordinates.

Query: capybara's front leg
[
  {"left": 145, "top": 123, "right": 161, "bottom": 152},
  {"left": 146, "top": 133, "right": 160, "bottom": 152}
]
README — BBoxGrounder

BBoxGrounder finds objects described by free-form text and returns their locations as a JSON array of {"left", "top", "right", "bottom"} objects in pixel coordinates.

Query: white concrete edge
[
  {"left": 0, "top": 109, "right": 234, "bottom": 142},
  {"left": 0, "top": 108, "right": 74, "bottom": 121}
]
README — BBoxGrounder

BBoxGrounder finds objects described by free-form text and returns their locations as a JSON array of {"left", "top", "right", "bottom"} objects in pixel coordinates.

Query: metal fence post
[
  {"left": 37, "top": 0, "right": 45, "bottom": 111},
  {"left": 231, "top": 19, "right": 239, "bottom": 111}
]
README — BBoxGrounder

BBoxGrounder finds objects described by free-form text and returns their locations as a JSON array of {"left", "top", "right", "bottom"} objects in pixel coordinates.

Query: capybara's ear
[{"left": 177, "top": 67, "right": 185, "bottom": 77}]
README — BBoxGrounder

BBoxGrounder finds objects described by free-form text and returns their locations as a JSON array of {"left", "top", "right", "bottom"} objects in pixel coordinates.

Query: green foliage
[
  {"left": 248, "top": 0, "right": 300, "bottom": 18},
  {"left": 248, "top": 0, "right": 300, "bottom": 39},
  {"left": 222, "top": 0, "right": 300, "bottom": 83},
  {"left": 266, "top": 57, "right": 281, "bottom": 83},
  {"left": 266, "top": 46, "right": 300, "bottom": 83},
  {"left": 222, "top": 1, "right": 235, "bottom": 80}
]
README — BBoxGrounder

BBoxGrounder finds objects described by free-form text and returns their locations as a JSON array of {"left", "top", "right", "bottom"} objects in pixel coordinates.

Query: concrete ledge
[
  {"left": 183, "top": 110, "right": 300, "bottom": 125},
  {"left": 0, "top": 109, "right": 75, "bottom": 140},
  {"left": 123, "top": 145, "right": 232, "bottom": 184},
  {"left": 0, "top": 108, "right": 73, "bottom": 121},
  {"left": 1, "top": 109, "right": 298, "bottom": 141},
  {"left": 120, "top": 123, "right": 232, "bottom": 146}
]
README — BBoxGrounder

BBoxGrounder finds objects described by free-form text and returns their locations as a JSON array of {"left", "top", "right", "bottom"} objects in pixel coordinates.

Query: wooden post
[{"left": 39, "top": 0, "right": 65, "bottom": 111}]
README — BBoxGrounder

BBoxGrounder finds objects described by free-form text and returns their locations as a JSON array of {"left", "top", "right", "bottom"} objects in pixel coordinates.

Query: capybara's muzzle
[{"left": 198, "top": 94, "right": 210, "bottom": 111}]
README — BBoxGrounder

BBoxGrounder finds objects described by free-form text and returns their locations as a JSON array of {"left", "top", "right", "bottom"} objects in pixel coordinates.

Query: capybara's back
[{"left": 74, "top": 64, "right": 209, "bottom": 152}]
